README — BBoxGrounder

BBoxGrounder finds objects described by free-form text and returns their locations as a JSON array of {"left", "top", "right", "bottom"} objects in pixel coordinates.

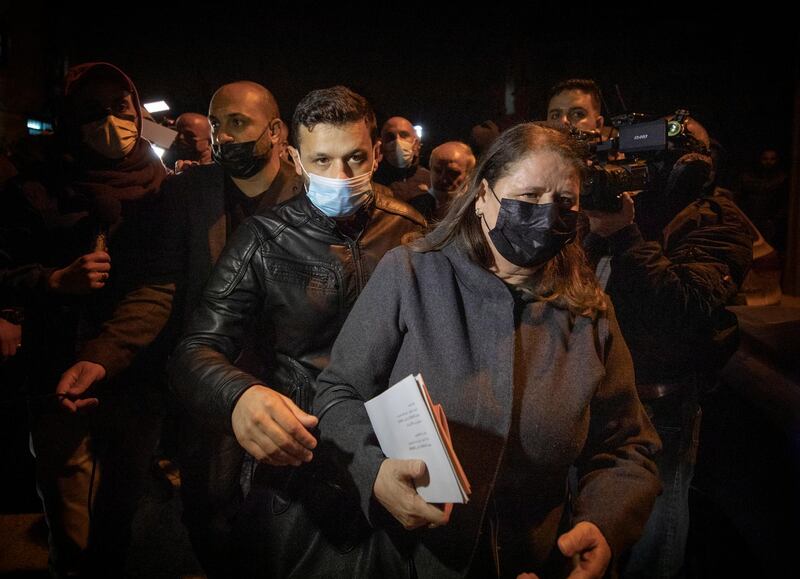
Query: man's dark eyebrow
[{"left": 310, "top": 148, "right": 367, "bottom": 158}]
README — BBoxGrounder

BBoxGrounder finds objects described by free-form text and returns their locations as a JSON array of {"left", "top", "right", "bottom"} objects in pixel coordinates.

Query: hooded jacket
[{"left": 59, "top": 62, "right": 172, "bottom": 383}]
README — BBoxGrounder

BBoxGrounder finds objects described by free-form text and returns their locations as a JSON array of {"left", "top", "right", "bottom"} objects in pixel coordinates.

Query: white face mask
[
  {"left": 296, "top": 157, "right": 373, "bottom": 217},
  {"left": 81, "top": 115, "right": 138, "bottom": 159},
  {"left": 383, "top": 137, "right": 416, "bottom": 168}
]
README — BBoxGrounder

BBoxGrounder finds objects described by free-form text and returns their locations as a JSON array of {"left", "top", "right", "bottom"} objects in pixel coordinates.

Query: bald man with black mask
[{"left": 149, "top": 80, "right": 302, "bottom": 578}]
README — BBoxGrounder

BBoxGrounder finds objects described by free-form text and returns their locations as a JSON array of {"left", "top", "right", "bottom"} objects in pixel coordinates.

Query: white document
[{"left": 365, "top": 374, "right": 470, "bottom": 504}]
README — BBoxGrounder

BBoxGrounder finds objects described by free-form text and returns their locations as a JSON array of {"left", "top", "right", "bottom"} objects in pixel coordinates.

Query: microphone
[{"left": 91, "top": 196, "right": 121, "bottom": 253}]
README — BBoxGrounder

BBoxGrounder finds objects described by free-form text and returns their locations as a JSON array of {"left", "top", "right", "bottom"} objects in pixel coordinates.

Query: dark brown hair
[
  {"left": 291, "top": 86, "right": 377, "bottom": 148},
  {"left": 547, "top": 78, "right": 603, "bottom": 113}
]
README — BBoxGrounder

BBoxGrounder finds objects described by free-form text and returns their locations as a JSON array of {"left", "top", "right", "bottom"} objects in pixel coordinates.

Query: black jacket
[
  {"left": 585, "top": 195, "right": 753, "bottom": 384},
  {"left": 154, "top": 161, "right": 301, "bottom": 334},
  {"left": 168, "top": 187, "right": 425, "bottom": 433},
  {"left": 150, "top": 161, "right": 302, "bottom": 578},
  {"left": 373, "top": 162, "right": 431, "bottom": 203}
]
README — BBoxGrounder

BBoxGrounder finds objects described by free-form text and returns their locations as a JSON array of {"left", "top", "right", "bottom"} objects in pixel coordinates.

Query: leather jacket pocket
[{"left": 263, "top": 256, "right": 339, "bottom": 294}]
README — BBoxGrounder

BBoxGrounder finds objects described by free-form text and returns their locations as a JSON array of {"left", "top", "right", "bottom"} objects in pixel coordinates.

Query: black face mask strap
[
  {"left": 478, "top": 182, "right": 502, "bottom": 232},
  {"left": 487, "top": 183, "right": 501, "bottom": 205},
  {"left": 480, "top": 181, "right": 500, "bottom": 231},
  {"left": 253, "top": 119, "right": 272, "bottom": 145}
]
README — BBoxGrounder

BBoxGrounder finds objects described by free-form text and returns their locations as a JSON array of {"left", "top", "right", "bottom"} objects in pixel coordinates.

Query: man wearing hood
[
  {"left": 373, "top": 116, "right": 431, "bottom": 203},
  {"left": 31, "top": 62, "right": 172, "bottom": 578}
]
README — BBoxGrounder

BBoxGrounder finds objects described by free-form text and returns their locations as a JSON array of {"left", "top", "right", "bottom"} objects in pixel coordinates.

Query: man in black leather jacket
[{"left": 168, "top": 86, "right": 425, "bottom": 575}]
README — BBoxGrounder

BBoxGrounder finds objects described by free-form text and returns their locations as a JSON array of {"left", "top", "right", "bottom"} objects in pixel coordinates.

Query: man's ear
[
  {"left": 287, "top": 146, "right": 303, "bottom": 176},
  {"left": 268, "top": 118, "right": 283, "bottom": 143}
]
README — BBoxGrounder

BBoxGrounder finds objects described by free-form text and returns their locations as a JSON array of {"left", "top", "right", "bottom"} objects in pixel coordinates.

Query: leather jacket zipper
[{"left": 348, "top": 239, "right": 365, "bottom": 292}]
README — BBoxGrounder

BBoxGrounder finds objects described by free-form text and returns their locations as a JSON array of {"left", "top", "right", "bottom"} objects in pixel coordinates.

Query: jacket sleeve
[
  {"left": 168, "top": 219, "right": 267, "bottom": 434},
  {"left": 77, "top": 282, "right": 175, "bottom": 378},
  {"left": 313, "top": 248, "right": 408, "bottom": 523},
  {"left": 605, "top": 198, "right": 752, "bottom": 333},
  {"left": 0, "top": 263, "right": 56, "bottom": 305},
  {"left": 572, "top": 301, "right": 662, "bottom": 556},
  {"left": 76, "top": 180, "right": 185, "bottom": 380}
]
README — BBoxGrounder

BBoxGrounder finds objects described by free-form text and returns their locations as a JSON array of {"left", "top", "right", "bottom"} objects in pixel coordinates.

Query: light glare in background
[{"left": 143, "top": 100, "right": 170, "bottom": 114}]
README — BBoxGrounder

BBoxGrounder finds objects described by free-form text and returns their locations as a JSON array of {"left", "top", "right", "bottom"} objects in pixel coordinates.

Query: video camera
[{"left": 573, "top": 109, "right": 709, "bottom": 212}]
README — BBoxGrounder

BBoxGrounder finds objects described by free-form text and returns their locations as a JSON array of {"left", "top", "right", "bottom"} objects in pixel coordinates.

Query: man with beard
[
  {"left": 153, "top": 80, "right": 301, "bottom": 577},
  {"left": 169, "top": 85, "right": 425, "bottom": 577}
]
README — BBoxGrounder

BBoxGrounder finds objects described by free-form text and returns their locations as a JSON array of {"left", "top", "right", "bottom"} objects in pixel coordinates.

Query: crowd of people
[{"left": 1, "top": 63, "right": 772, "bottom": 578}]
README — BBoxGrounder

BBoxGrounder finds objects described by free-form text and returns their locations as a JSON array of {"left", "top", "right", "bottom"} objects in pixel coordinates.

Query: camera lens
[{"left": 667, "top": 120, "right": 684, "bottom": 138}]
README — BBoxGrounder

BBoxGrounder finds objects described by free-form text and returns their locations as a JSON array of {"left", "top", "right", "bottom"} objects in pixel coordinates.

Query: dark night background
[
  {"left": 1, "top": 5, "right": 799, "bottom": 577},
  {"left": 5, "top": 5, "right": 799, "bottom": 185}
]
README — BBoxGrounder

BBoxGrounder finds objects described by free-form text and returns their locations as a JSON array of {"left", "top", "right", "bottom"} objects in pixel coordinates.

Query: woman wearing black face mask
[{"left": 312, "top": 124, "right": 662, "bottom": 579}]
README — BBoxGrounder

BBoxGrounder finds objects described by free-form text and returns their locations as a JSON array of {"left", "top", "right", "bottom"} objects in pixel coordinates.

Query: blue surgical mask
[{"left": 297, "top": 157, "right": 373, "bottom": 217}]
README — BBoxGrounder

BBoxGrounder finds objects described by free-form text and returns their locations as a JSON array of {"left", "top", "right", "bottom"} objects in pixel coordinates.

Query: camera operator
[
  {"left": 547, "top": 78, "right": 605, "bottom": 132},
  {"left": 581, "top": 111, "right": 752, "bottom": 578}
]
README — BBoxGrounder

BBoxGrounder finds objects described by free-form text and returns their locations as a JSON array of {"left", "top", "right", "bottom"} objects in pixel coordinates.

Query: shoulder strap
[{"left": 595, "top": 255, "right": 613, "bottom": 291}]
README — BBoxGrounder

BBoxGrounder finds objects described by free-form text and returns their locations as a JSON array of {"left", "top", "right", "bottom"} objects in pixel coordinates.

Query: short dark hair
[
  {"left": 547, "top": 79, "right": 602, "bottom": 112},
  {"left": 291, "top": 86, "right": 378, "bottom": 148}
]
